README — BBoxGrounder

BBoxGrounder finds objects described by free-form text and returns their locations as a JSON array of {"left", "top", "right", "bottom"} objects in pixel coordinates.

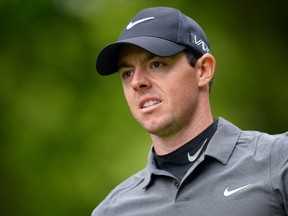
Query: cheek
[
  {"left": 123, "top": 88, "right": 136, "bottom": 111},
  {"left": 168, "top": 71, "right": 197, "bottom": 94},
  {"left": 168, "top": 74, "right": 198, "bottom": 105}
]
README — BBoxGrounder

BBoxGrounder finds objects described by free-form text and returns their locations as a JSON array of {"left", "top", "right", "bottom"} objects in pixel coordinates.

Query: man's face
[{"left": 118, "top": 45, "right": 202, "bottom": 139}]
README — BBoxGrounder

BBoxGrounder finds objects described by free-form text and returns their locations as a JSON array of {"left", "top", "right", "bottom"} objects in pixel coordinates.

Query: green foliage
[{"left": 1, "top": 0, "right": 287, "bottom": 215}]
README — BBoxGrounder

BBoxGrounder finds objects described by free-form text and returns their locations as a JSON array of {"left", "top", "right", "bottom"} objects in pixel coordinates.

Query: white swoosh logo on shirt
[
  {"left": 187, "top": 139, "right": 207, "bottom": 162},
  {"left": 224, "top": 184, "right": 252, "bottom": 197},
  {"left": 126, "top": 17, "right": 155, "bottom": 30}
]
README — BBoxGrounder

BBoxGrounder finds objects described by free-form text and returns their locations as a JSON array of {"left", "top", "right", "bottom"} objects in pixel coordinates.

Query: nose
[{"left": 131, "top": 68, "right": 152, "bottom": 91}]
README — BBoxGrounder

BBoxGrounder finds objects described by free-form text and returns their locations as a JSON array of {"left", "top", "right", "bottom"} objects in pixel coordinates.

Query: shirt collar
[
  {"left": 141, "top": 149, "right": 155, "bottom": 189},
  {"left": 141, "top": 117, "right": 241, "bottom": 189},
  {"left": 204, "top": 117, "right": 241, "bottom": 165},
  {"left": 142, "top": 147, "right": 173, "bottom": 189}
]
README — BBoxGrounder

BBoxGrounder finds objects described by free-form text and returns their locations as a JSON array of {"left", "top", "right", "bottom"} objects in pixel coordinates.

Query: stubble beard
[{"left": 140, "top": 114, "right": 191, "bottom": 139}]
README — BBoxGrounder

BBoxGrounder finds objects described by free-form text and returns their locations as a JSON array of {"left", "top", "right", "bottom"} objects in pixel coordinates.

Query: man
[{"left": 92, "top": 7, "right": 288, "bottom": 216}]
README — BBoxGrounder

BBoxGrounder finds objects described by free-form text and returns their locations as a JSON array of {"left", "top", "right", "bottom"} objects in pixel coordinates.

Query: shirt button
[{"left": 174, "top": 181, "right": 180, "bottom": 189}]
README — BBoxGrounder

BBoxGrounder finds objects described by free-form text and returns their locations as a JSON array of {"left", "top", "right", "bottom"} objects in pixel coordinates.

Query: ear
[{"left": 196, "top": 53, "right": 216, "bottom": 88}]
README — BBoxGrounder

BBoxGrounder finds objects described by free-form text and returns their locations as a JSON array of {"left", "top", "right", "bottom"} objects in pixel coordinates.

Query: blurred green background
[{"left": 1, "top": 0, "right": 287, "bottom": 215}]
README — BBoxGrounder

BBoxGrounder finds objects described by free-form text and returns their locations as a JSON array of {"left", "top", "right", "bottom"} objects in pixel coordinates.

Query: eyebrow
[{"left": 117, "top": 53, "right": 158, "bottom": 71}]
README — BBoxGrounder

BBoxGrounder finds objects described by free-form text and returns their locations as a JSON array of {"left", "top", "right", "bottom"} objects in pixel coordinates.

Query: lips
[
  {"left": 139, "top": 98, "right": 162, "bottom": 110},
  {"left": 143, "top": 100, "right": 160, "bottom": 108}
]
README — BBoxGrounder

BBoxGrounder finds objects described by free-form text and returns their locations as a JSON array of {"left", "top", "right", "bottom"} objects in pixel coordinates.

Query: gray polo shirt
[{"left": 92, "top": 117, "right": 288, "bottom": 216}]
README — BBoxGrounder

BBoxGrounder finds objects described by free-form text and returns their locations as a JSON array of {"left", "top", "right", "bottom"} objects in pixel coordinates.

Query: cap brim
[{"left": 96, "top": 36, "right": 186, "bottom": 75}]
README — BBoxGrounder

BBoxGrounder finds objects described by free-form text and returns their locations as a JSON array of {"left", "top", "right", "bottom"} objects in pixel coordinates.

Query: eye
[
  {"left": 151, "top": 61, "right": 163, "bottom": 68},
  {"left": 121, "top": 70, "right": 134, "bottom": 79}
]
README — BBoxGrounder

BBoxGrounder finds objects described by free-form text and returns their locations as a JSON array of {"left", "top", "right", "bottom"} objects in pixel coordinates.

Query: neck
[{"left": 151, "top": 110, "right": 213, "bottom": 156}]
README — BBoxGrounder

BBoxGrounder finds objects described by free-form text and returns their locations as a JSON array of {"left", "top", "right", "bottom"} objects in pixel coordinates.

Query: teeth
[{"left": 143, "top": 100, "right": 160, "bottom": 108}]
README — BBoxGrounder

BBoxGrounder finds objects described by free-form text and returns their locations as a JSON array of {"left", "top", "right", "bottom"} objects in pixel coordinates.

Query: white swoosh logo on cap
[{"left": 126, "top": 17, "right": 155, "bottom": 30}]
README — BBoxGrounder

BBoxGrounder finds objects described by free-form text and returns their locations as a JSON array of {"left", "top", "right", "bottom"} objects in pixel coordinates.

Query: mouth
[
  {"left": 140, "top": 99, "right": 162, "bottom": 110},
  {"left": 142, "top": 100, "right": 161, "bottom": 108}
]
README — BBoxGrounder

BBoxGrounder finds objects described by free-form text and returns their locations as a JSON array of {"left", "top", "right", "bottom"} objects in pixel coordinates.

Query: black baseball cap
[{"left": 96, "top": 7, "right": 210, "bottom": 75}]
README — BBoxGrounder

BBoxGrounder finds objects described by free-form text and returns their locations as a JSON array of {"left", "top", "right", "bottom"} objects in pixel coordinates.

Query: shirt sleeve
[{"left": 270, "top": 134, "right": 288, "bottom": 215}]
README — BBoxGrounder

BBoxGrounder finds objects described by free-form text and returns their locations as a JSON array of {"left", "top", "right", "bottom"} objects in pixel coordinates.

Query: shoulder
[
  {"left": 92, "top": 168, "right": 147, "bottom": 216},
  {"left": 237, "top": 127, "right": 288, "bottom": 154},
  {"left": 110, "top": 168, "right": 147, "bottom": 195},
  {"left": 239, "top": 129, "right": 288, "bottom": 148},
  {"left": 217, "top": 115, "right": 288, "bottom": 148},
  {"left": 238, "top": 129, "right": 288, "bottom": 172},
  {"left": 216, "top": 117, "right": 288, "bottom": 160},
  {"left": 268, "top": 132, "right": 288, "bottom": 167}
]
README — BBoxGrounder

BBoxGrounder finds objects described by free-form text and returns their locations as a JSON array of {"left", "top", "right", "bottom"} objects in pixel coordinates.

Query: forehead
[
  {"left": 117, "top": 44, "right": 186, "bottom": 69},
  {"left": 118, "top": 45, "right": 154, "bottom": 63}
]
